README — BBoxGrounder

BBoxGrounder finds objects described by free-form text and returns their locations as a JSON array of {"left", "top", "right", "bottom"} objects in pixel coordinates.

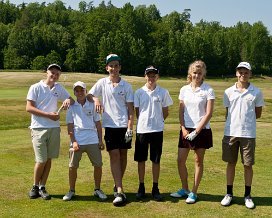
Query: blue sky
[{"left": 9, "top": 0, "right": 272, "bottom": 34}]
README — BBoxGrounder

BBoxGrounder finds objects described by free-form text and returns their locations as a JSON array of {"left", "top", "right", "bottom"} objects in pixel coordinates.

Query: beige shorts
[
  {"left": 69, "top": 144, "right": 103, "bottom": 168},
  {"left": 31, "top": 128, "right": 60, "bottom": 163},
  {"left": 222, "top": 136, "right": 255, "bottom": 166}
]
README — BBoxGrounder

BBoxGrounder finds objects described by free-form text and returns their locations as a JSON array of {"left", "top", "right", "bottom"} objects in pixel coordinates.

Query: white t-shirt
[
  {"left": 179, "top": 82, "right": 215, "bottom": 129},
  {"left": 66, "top": 100, "right": 100, "bottom": 145},
  {"left": 134, "top": 85, "right": 173, "bottom": 133},
  {"left": 89, "top": 77, "right": 134, "bottom": 128},
  {"left": 27, "top": 80, "right": 70, "bottom": 128},
  {"left": 224, "top": 83, "right": 264, "bottom": 138}
]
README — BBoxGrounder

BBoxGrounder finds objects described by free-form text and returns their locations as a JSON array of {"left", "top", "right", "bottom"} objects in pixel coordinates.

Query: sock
[
  {"left": 244, "top": 186, "right": 251, "bottom": 197},
  {"left": 152, "top": 182, "right": 158, "bottom": 190},
  {"left": 139, "top": 182, "right": 145, "bottom": 191},
  {"left": 227, "top": 185, "right": 233, "bottom": 196}
]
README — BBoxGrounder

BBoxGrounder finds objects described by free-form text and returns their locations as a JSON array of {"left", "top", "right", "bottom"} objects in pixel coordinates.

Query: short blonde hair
[{"left": 187, "top": 60, "right": 207, "bottom": 83}]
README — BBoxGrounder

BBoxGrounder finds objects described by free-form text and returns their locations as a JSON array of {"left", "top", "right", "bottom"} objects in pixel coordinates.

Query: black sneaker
[
  {"left": 136, "top": 187, "right": 146, "bottom": 200},
  {"left": 28, "top": 185, "right": 40, "bottom": 199},
  {"left": 39, "top": 187, "right": 51, "bottom": 200},
  {"left": 152, "top": 188, "right": 164, "bottom": 201}
]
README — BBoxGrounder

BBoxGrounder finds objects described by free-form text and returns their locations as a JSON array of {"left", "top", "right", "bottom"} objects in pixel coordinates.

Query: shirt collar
[{"left": 106, "top": 77, "right": 124, "bottom": 85}]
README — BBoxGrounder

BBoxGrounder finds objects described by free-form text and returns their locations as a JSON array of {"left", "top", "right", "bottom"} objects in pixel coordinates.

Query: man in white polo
[
  {"left": 63, "top": 81, "right": 107, "bottom": 201},
  {"left": 221, "top": 62, "right": 264, "bottom": 209},
  {"left": 134, "top": 66, "right": 173, "bottom": 201}
]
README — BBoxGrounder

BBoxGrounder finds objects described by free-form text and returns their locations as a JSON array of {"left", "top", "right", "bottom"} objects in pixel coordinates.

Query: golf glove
[
  {"left": 124, "top": 129, "right": 133, "bottom": 143},
  {"left": 185, "top": 130, "right": 198, "bottom": 141}
]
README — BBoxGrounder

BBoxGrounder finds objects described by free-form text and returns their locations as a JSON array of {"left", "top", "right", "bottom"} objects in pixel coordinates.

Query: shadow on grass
[{"left": 51, "top": 193, "right": 272, "bottom": 206}]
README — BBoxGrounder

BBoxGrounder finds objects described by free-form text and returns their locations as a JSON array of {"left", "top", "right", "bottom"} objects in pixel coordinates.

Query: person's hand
[
  {"left": 94, "top": 98, "right": 104, "bottom": 113},
  {"left": 62, "top": 99, "right": 71, "bottom": 110},
  {"left": 48, "top": 112, "right": 60, "bottom": 121},
  {"left": 185, "top": 130, "right": 198, "bottom": 141},
  {"left": 124, "top": 129, "right": 133, "bottom": 143},
  {"left": 98, "top": 142, "right": 105, "bottom": 150},
  {"left": 72, "top": 141, "right": 80, "bottom": 151}
]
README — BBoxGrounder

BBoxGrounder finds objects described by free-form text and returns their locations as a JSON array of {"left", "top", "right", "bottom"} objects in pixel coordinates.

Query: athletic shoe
[
  {"left": 244, "top": 195, "right": 255, "bottom": 209},
  {"left": 39, "top": 187, "right": 51, "bottom": 200},
  {"left": 136, "top": 187, "right": 146, "bottom": 200},
  {"left": 170, "top": 188, "right": 190, "bottom": 198},
  {"left": 113, "top": 193, "right": 127, "bottom": 206},
  {"left": 63, "top": 190, "right": 75, "bottom": 201},
  {"left": 185, "top": 192, "right": 197, "bottom": 204},
  {"left": 221, "top": 194, "right": 233, "bottom": 206},
  {"left": 152, "top": 188, "right": 164, "bottom": 201},
  {"left": 28, "top": 185, "right": 40, "bottom": 199},
  {"left": 113, "top": 185, "right": 117, "bottom": 197},
  {"left": 94, "top": 189, "right": 107, "bottom": 200}
]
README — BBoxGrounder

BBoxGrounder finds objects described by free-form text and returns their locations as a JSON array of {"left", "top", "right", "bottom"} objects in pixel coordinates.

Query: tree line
[{"left": 0, "top": 0, "right": 271, "bottom": 76}]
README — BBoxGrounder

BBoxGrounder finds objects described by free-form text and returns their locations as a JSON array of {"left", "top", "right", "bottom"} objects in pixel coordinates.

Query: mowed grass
[{"left": 1, "top": 71, "right": 272, "bottom": 217}]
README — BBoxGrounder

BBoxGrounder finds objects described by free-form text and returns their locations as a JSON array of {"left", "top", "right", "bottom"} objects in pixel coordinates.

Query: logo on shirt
[{"left": 118, "top": 91, "right": 125, "bottom": 96}]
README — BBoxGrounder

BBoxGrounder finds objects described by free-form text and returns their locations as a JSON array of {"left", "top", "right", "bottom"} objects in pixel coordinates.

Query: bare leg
[
  {"left": 138, "top": 161, "right": 145, "bottom": 183},
  {"left": 120, "top": 149, "right": 128, "bottom": 178},
  {"left": 244, "top": 165, "right": 253, "bottom": 186},
  {"left": 191, "top": 149, "right": 205, "bottom": 194},
  {"left": 152, "top": 162, "right": 160, "bottom": 183},
  {"left": 94, "top": 166, "right": 102, "bottom": 189},
  {"left": 109, "top": 149, "right": 123, "bottom": 193},
  {"left": 34, "top": 159, "right": 51, "bottom": 186},
  {"left": 226, "top": 162, "right": 236, "bottom": 185},
  {"left": 177, "top": 148, "right": 190, "bottom": 190},
  {"left": 69, "top": 167, "right": 77, "bottom": 191}
]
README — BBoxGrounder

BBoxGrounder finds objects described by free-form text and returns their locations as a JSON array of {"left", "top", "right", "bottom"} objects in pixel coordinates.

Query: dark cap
[
  {"left": 105, "top": 54, "right": 121, "bottom": 65},
  {"left": 145, "top": 66, "right": 159, "bottom": 74},
  {"left": 47, "top": 64, "right": 61, "bottom": 71}
]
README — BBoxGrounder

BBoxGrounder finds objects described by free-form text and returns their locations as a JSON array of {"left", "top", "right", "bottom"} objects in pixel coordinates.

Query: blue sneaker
[
  {"left": 186, "top": 192, "right": 197, "bottom": 204},
  {"left": 170, "top": 189, "right": 190, "bottom": 198}
]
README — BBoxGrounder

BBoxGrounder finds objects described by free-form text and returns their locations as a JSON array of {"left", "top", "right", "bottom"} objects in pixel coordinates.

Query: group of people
[{"left": 26, "top": 54, "right": 264, "bottom": 209}]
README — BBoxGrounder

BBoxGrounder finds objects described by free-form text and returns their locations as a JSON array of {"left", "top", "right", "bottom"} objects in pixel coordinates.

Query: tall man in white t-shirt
[
  {"left": 26, "top": 64, "right": 73, "bottom": 200},
  {"left": 88, "top": 54, "right": 134, "bottom": 206},
  {"left": 134, "top": 66, "right": 173, "bottom": 201},
  {"left": 63, "top": 81, "right": 107, "bottom": 201},
  {"left": 220, "top": 62, "right": 264, "bottom": 209}
]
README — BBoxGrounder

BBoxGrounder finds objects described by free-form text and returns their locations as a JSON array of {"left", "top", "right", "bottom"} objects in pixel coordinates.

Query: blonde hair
[{"left": 186, "top": 60, "right": 207, "bottom": 83}]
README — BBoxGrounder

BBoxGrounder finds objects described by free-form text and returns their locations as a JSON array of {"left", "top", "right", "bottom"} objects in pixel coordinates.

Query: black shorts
[
  {"left": 134, "top": 131, "right": 163, "bottom": 163},
  {"left": 104, "top": 127, "right": 132, "bottom": 151},
  {"left": 178, "top": 128, "right": 213, "bottom": 150}
]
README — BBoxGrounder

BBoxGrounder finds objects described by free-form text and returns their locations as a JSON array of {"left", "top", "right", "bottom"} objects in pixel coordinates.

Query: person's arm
[
  {"left": 179, "top": 100, "right": 189, "bottom": 138},
  {"left": 135, "top": 107, "right": 139, "bottom": 119},
  {"left": 95, "top": 120, "right": 105, "bottom": 150},
  {"left": 225, "top": 107, "right": 228, "bottom": 120},
  {"left": 162, "top": 107, "right": 169, "bottom": 120},
  {"left": 87, "top": 94, "right": 103, "bottom": 113},
  {"left": 195, "top": 99, "right": 214, "bottom": 134},
  {"left": 67, "top": 123, "right": 79, "bottom": 151},
  {"left": 127, "top": 102, "right": 134, "bottom": 130},
  {"left": 26, "top": 100, "right": 60, "bottom": 121},
  {"left": 255, "top": 107, "right": 262, "bottom": 119}
]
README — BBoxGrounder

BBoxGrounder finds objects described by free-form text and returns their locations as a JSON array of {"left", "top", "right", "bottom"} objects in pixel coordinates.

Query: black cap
[
  {"left": 145, "top": 66, "right": 159, "bottom": 74},
  {"left": 47, "top": 64, "right": 61, "bottom": 71}
]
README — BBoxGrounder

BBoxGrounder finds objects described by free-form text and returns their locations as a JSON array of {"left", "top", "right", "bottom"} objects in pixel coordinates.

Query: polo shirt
[
  {"left": 66, "top": 100, "right": 100, "bottom": 145},
  {"left": 224, "top": 83, "right": 264, "bottom": 138},
  {"left": 27, "top": 80, "right": 70, "bottom": 128},
  {"left": 179, "top": 82, "right": 215, "bottom": 129},
  {"left": 89, "top": 77, "right": 134, "bottom": 128},
  {"left": 134, "top": 85, "right": 173, "bottom": 133}
]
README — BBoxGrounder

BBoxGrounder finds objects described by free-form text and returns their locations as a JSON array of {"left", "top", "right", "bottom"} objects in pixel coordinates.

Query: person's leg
[
  {"left": 39, "top": 159, "right": 52, "bottom": 186},
  {"left": 191, "top": 149, "right": 205, "bottom": 194},
  {"left": 120, "top": 149, "right": 128, "bottom": 179},
  {"left": 94, "top": 166, "right": 102, "bottom": 189},
  {"left": 138, "top": 161, "right": 145, "bottom": 183},
  {"left": 33, "top": 162, "right": 46, "bottom": 186},
  {"left": 177, "top": 148, "right": 190, "bottom": 190},
  {"left": 109, "top": 149, "right": 123, "bottom": 193},
  {"left": 69, "top": 167, "right": 77, "bottom": 191},
  {"left": 152, "top": 162, "right": 160, "bottom": 183}
]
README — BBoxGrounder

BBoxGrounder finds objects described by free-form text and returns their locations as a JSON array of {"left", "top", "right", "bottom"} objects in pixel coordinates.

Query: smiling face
[
  {"left": 74, "top": 86, "right": 86, "bottom": 101},
  {"left": 236, "top": 68, "right": 251, "bottom": 83},
  {"left": 145, "top": 72, "right": 159, "bottom": 86},
  {"left": 106, "top": 60, "right": 121, "bottom": 78},
  {"left": 46, "top": 68, "right": 61, "bottom": 85},
  {"left": 187, "top": 60, "right": 206, "bottom": 85}
]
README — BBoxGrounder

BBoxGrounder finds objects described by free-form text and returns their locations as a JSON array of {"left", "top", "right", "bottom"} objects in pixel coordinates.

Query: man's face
[
  {"left": 47, "top": 68, "right": 61, "bottom": 83},
  {"left": 74, "top": 86, "right": 86, "bottom": 100},
  {"left": 236, "top": 68, "right": 251, "bottom": 82},
  {"left": 106, "top": 61, "right": 121, "bottom": 77},
  {"left": 145, "top": 72, "right": 158, "bottom": 85}
]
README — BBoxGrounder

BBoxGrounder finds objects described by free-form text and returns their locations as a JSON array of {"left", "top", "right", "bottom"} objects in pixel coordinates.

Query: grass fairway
[{"left": 1, "top": 71, "right": 272, "bottom": 217}]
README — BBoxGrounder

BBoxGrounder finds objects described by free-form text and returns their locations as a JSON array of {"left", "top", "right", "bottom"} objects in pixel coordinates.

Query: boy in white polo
[
  {"left": 134, "top": 66, "right": 173, "bottom": 201},
  {"left": 88, "top": 54, "right": 134, "bottom": 206},
  {"left": 63, "top": 81, "right": 107, "bottom": 201},
  {"left": 221, "top": 62, "right": 264, "bottom": 209},
  {"left": 26, "top": 64, "right": 73, "bottom": 200}
]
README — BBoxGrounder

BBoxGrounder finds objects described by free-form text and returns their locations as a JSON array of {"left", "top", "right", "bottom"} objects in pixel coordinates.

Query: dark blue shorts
[
  {"left": 134, "top": 131, "right": 163, "bottom": 163},
  {"left": 104, "top": 127, "right": 132, "bottom": 151}
]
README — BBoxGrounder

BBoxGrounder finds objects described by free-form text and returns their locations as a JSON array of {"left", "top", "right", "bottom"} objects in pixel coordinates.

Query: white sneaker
[
  {"left": 63, "top": 190, "right": 75, "bottom": 201},
  {"left": 245, "top": 195, "right": 255, "bottom": 209},
  {"left": 113, "top": 193, "right": 127, "bottom": 206},
  {"left": 94, "top": 189, "right": 107, "bottom": 200},
  {"left": 221, "top": 194, "right": 233, "bottom": 206}
]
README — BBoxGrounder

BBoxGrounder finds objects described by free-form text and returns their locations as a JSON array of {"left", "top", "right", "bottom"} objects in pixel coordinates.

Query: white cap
[
  {"left": 73, "top": 81, "right": 86, "bottom": 90},
  {"left": 236, "top": 62, "right": 251, "bottom": 70}
]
